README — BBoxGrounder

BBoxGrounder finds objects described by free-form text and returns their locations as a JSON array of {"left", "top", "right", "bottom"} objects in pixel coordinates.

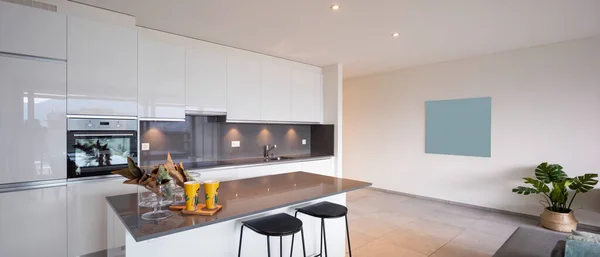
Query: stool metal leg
[
  {"left": 290, "top": 211, "right": 299, "bottom": 257},
  {"left": 318, "top": 219, "right": 323, "bottom": 257},
  {"left": 267, "top": 235, "right": 271, "bottom": 257},
  {"left": 300, "top": 229, "right": 307, "bottom": 257},
  {"left": 237, "top": 225, "right": 245, "bottom": 257},
  {"left": 289, "top": 234, "right": 294, "bottom": 257},
  {"left": 280, "top": 236, "right": 283, "bottom": 257},
  {"left": 345, "top": 215, "right": 352, "bottom": 257},
  {"left": 322, "top": 219, "right": 328, "bottom": 257}
]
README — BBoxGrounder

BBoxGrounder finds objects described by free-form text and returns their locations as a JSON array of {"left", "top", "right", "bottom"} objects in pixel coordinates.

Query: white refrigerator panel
[{"left": 0, "top": 56, "right": 67, "bottom": 184}]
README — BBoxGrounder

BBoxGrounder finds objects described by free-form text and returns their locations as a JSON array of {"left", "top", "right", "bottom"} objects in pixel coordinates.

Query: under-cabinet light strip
[{"left": 138, "top": 117, "right": 186, "bottom": 122}]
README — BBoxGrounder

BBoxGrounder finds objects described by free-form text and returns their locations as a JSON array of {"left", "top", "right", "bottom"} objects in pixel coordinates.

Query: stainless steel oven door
[
  {"left": 67, "top": 131, "right": 138, "bottom": 178},
  {"left": 66, "top": 119, "right": 138, "bottom": 178}
]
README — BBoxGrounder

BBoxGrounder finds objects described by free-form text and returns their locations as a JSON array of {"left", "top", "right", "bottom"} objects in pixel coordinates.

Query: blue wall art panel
[{"left": 425, "top": 97, "right": 491, "bottom": 157}]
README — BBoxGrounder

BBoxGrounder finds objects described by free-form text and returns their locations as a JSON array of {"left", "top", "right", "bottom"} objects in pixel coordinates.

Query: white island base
[{"left": 124, "top": 194, "right": 347, "bottom": 257}]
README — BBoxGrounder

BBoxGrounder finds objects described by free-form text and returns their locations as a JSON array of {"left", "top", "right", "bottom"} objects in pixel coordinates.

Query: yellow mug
[
  {"left": 204, "top": 180, "right": 220, "bottom": 209},
  {"left": 184, "top": 181, "right": 200, "bottom": 211}
]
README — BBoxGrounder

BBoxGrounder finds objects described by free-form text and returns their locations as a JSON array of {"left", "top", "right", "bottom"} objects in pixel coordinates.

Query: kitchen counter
[
  {"left": 182, "top": 153, "right": 333, "bottom": 170},
  {"left": 106, "top": 172, "right": 370, "bottom": 243}
]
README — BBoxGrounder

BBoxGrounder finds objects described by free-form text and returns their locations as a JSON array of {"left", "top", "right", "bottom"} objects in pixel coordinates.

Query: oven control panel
[{"left": 68, "top": 118, "right": 138, "bottom": 131}]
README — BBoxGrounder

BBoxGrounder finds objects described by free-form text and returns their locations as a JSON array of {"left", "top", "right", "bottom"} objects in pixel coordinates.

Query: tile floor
[{"left": 344, "top": 188, "right": 539, "bottom": 257}]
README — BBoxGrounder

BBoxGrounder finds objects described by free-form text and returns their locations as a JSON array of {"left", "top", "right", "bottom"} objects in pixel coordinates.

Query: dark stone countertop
[
  {"left": 106, "top": 171, "right": 371, "bottom": 242},
  {"left": 182, "top": 153, "right": 334, "bottom": 170}
]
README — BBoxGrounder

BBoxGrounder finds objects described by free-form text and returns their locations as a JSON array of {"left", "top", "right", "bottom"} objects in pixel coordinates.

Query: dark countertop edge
[
  {"left": 187, "top": 155, "right": 334, "bottom": 171},
  {"left": 107, "top": 179, "right": 371, "bottom": 243}
]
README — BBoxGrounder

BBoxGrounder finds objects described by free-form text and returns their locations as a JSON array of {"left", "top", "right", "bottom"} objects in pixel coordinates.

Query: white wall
[{"left": 343, "top": 36, "right": 600, "bottom": 226}]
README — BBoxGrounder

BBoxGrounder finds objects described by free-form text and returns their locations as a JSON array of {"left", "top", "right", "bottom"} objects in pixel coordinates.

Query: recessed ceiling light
[
  {"left": 392, "top": 32, "right": 400, "bottom": 37},
  {"left": 330, "top": 4, "right": 340, "bottom": 10}
]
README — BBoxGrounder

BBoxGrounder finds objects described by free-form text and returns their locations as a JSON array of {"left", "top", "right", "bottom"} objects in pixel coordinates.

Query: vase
[
  {"left": 540, "top": 208, "right": 578, "bottom": 232},
  {"left": 141, "top": 184, "right": 174, "bottom": 221}
]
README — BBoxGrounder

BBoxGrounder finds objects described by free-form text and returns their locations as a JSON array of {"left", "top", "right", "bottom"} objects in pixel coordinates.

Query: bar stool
[
  {"left": 291, "top": 201, "right": 352, "bottom": 257},
  {"left": 238, "top": 213, "right": 307, "bottom": 257}
]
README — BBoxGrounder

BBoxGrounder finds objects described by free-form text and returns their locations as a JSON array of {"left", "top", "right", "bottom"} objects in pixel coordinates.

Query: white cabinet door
[
  {"left": 236, "top": 162, "right": 303, "bottom": 180},
  {"left": 0, "top": 186, "right": 67, "bottom": 257},
  {"left": 186, "top": 47, "right": 227, "bottom": 113},
  {"left": 0, "top": 1, "right": 66, "bottom": 60},
  {"left": 67, "top": 178, "right": 138, "bottom": 257},
  {"left": 261, "top": 62, "right": 292, "bottom": 121},
  {"left": 196, "top": 168, "right": 238, "bottom": 182},
  {"left": 0, "top": 56, "right": 66, "bottom": 184},
  {"left": 302, "top": 158, "right": 334, "bottom": 176},
  {"left": 291, "top": 69, "right": 322, "bottom": 123},
  {"left": 236, "top": 165, "right": 272, "bottom": 180},
  {"left": 270, "top": 162, "right": 303, "bottom": 175},
  {"left": 138, "top": 39, "right": 185, "bottom": 119},
  {"left": 226, "top": 56, "right": 261, "bottom": 121},
  {"left": 67, "top": 17, "right": 138, "bottom": 116}
]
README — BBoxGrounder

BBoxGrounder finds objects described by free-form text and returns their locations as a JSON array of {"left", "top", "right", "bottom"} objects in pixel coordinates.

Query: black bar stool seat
[
  {"left": 243, "top": 213, "right": 303, "bottom": 236},
  {"left": 238, "top": 213, "right": 307, "bottom": 257},
  {"left": 293, "top": 201, "right": 353, "bottom": 257},
  {"left": 296, "top": 201, "right": 348, "bottom": 219}
]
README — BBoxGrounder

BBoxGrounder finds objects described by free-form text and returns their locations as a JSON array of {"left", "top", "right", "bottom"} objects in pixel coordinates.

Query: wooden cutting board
[{"left": 178, "top": 204, "right": 223, "bottom": 216}]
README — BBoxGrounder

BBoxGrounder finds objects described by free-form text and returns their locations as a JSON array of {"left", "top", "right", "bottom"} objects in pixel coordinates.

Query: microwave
[{"left": 67, "top": 118, "right": 138, "bottom": 179}]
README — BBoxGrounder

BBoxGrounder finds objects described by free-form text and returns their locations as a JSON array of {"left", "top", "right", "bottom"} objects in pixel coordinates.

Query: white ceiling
[{"left": 72, "top": 0, "right": 600, "bottom": 78}]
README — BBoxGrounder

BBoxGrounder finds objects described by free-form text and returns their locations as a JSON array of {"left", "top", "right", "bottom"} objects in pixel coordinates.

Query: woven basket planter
[{"left": 540, "top": 208, "right": 578, "bottom": 232}]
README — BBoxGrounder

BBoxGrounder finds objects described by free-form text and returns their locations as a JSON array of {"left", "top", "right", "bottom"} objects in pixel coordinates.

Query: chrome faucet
[{"left": 263, "top": 144, "right": 277, "bottom": 158}]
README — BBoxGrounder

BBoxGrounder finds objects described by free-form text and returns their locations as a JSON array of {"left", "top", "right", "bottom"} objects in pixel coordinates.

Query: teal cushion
[
  {"left": 567, "top": 235, "right": 600, "bottom": 244},
  {"left": 572, "top": 230, "right": 600, "bottom": 242},
  {"left": 565, "top": 239, "right": 600, "bottom": 257}
]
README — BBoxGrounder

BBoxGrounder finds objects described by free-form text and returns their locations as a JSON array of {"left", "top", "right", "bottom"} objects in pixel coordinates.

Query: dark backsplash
[
  {"left": 219, "top": 123, "right": 311, "bottom": 160},
  {"left": 139, "top": 116, "right": 333, "bottom": 167}
]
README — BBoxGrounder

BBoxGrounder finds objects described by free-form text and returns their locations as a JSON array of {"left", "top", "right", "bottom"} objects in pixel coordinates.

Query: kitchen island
[{"left": 106, "top": 172, "right": 371, "bottom": 257}]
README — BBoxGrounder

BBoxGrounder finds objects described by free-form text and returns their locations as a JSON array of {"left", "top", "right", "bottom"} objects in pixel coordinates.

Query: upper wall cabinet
[
  {"left": 186, "top": 47, "right": 227, "bottom": 114},
  {"left": 261, "top": 62, "right": 292, "bottom": 121},
  {"left": 227, "top": 56, "right": 261, "bottom": 121},
  {"left": 67, "top": 17, "right": 138, "bottom": 117},
  {"left": 138, "top": 39, "right": 185, "bottom": 119},
  {"left": 0, "top": 2, "right": 66, "bottom": 60},
  {"left": 292, "top": 69, "right": 322, "bottom": 123}
]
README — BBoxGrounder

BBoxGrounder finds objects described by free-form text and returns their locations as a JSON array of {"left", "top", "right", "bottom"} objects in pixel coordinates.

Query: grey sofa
[{"left": 493, "top": 226, "right": 566, "bottom": 257}]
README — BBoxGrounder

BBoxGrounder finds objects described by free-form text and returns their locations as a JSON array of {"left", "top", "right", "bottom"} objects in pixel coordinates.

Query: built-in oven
[{"left": 67, "top": 118, "right": 138, "bottom": 179}]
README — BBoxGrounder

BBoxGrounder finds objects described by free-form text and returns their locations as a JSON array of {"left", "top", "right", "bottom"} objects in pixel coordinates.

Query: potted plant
[{"left": 512, "top": 162, "right": 598, "bottom": 232}]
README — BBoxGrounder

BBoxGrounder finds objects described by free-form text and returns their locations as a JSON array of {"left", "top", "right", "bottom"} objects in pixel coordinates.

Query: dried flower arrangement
[{"left": 112, "top": 153, "right": 194, "bottom": 196}]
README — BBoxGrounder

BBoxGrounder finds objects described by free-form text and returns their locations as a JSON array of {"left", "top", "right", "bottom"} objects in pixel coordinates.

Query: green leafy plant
[{"left": 513, "top": 162, "right": 598, "bottom": 213}]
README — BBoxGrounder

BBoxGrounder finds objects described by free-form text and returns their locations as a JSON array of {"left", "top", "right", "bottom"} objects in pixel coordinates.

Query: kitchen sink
[{"left": 263, "top": 156, "right": 295, "bottom": 162}]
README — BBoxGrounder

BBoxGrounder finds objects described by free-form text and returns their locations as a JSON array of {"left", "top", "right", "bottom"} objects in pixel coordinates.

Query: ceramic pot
[{"left": 540, "top": 208, "right": 578, "bottom": 232}]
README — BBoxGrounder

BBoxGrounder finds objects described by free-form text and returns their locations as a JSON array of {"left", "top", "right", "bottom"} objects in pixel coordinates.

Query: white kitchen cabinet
[
  {"left": 292, "top": 69, "right": 322, "bottom": 123},
  {"left": 226, "top": 56, "right": 261, "bottom": 121},
  {"left": 195, "top": 167, "right": 239, "bottom": 182},
  {"left": 236, "top": 162, "right": 303, "bottom": 179},
  {"left": 67, "top": 17, "right": 138, "bottom": 116},
  {"left": 270, "top": 162, "right": 303, "bottom": 175},
  {"left": 261, "top": 62, "right": 292, "bottom": 121},
  {"left": 0, "top": 1, "right": 66, "bottom": 60},
  {"left": 0, "top": 56, "right": 66, "bottom": 184},
  {"left": 67, "top": 178, "right": 138, "bottom": 257},
  {"left": 236, "top": 165, "right": 272, "bottom": 180},
  {"left": 0, "top": 186, "right": 67, "bottom": 257},
  {"left": 138, "top": 39, "right": 186, "bottom": 119},
  {"left": 186, "top": 47, "right": 227, "bottom": 114},
  {"left": 302, "top": 158, "right": 334, "bottom": 176}
]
